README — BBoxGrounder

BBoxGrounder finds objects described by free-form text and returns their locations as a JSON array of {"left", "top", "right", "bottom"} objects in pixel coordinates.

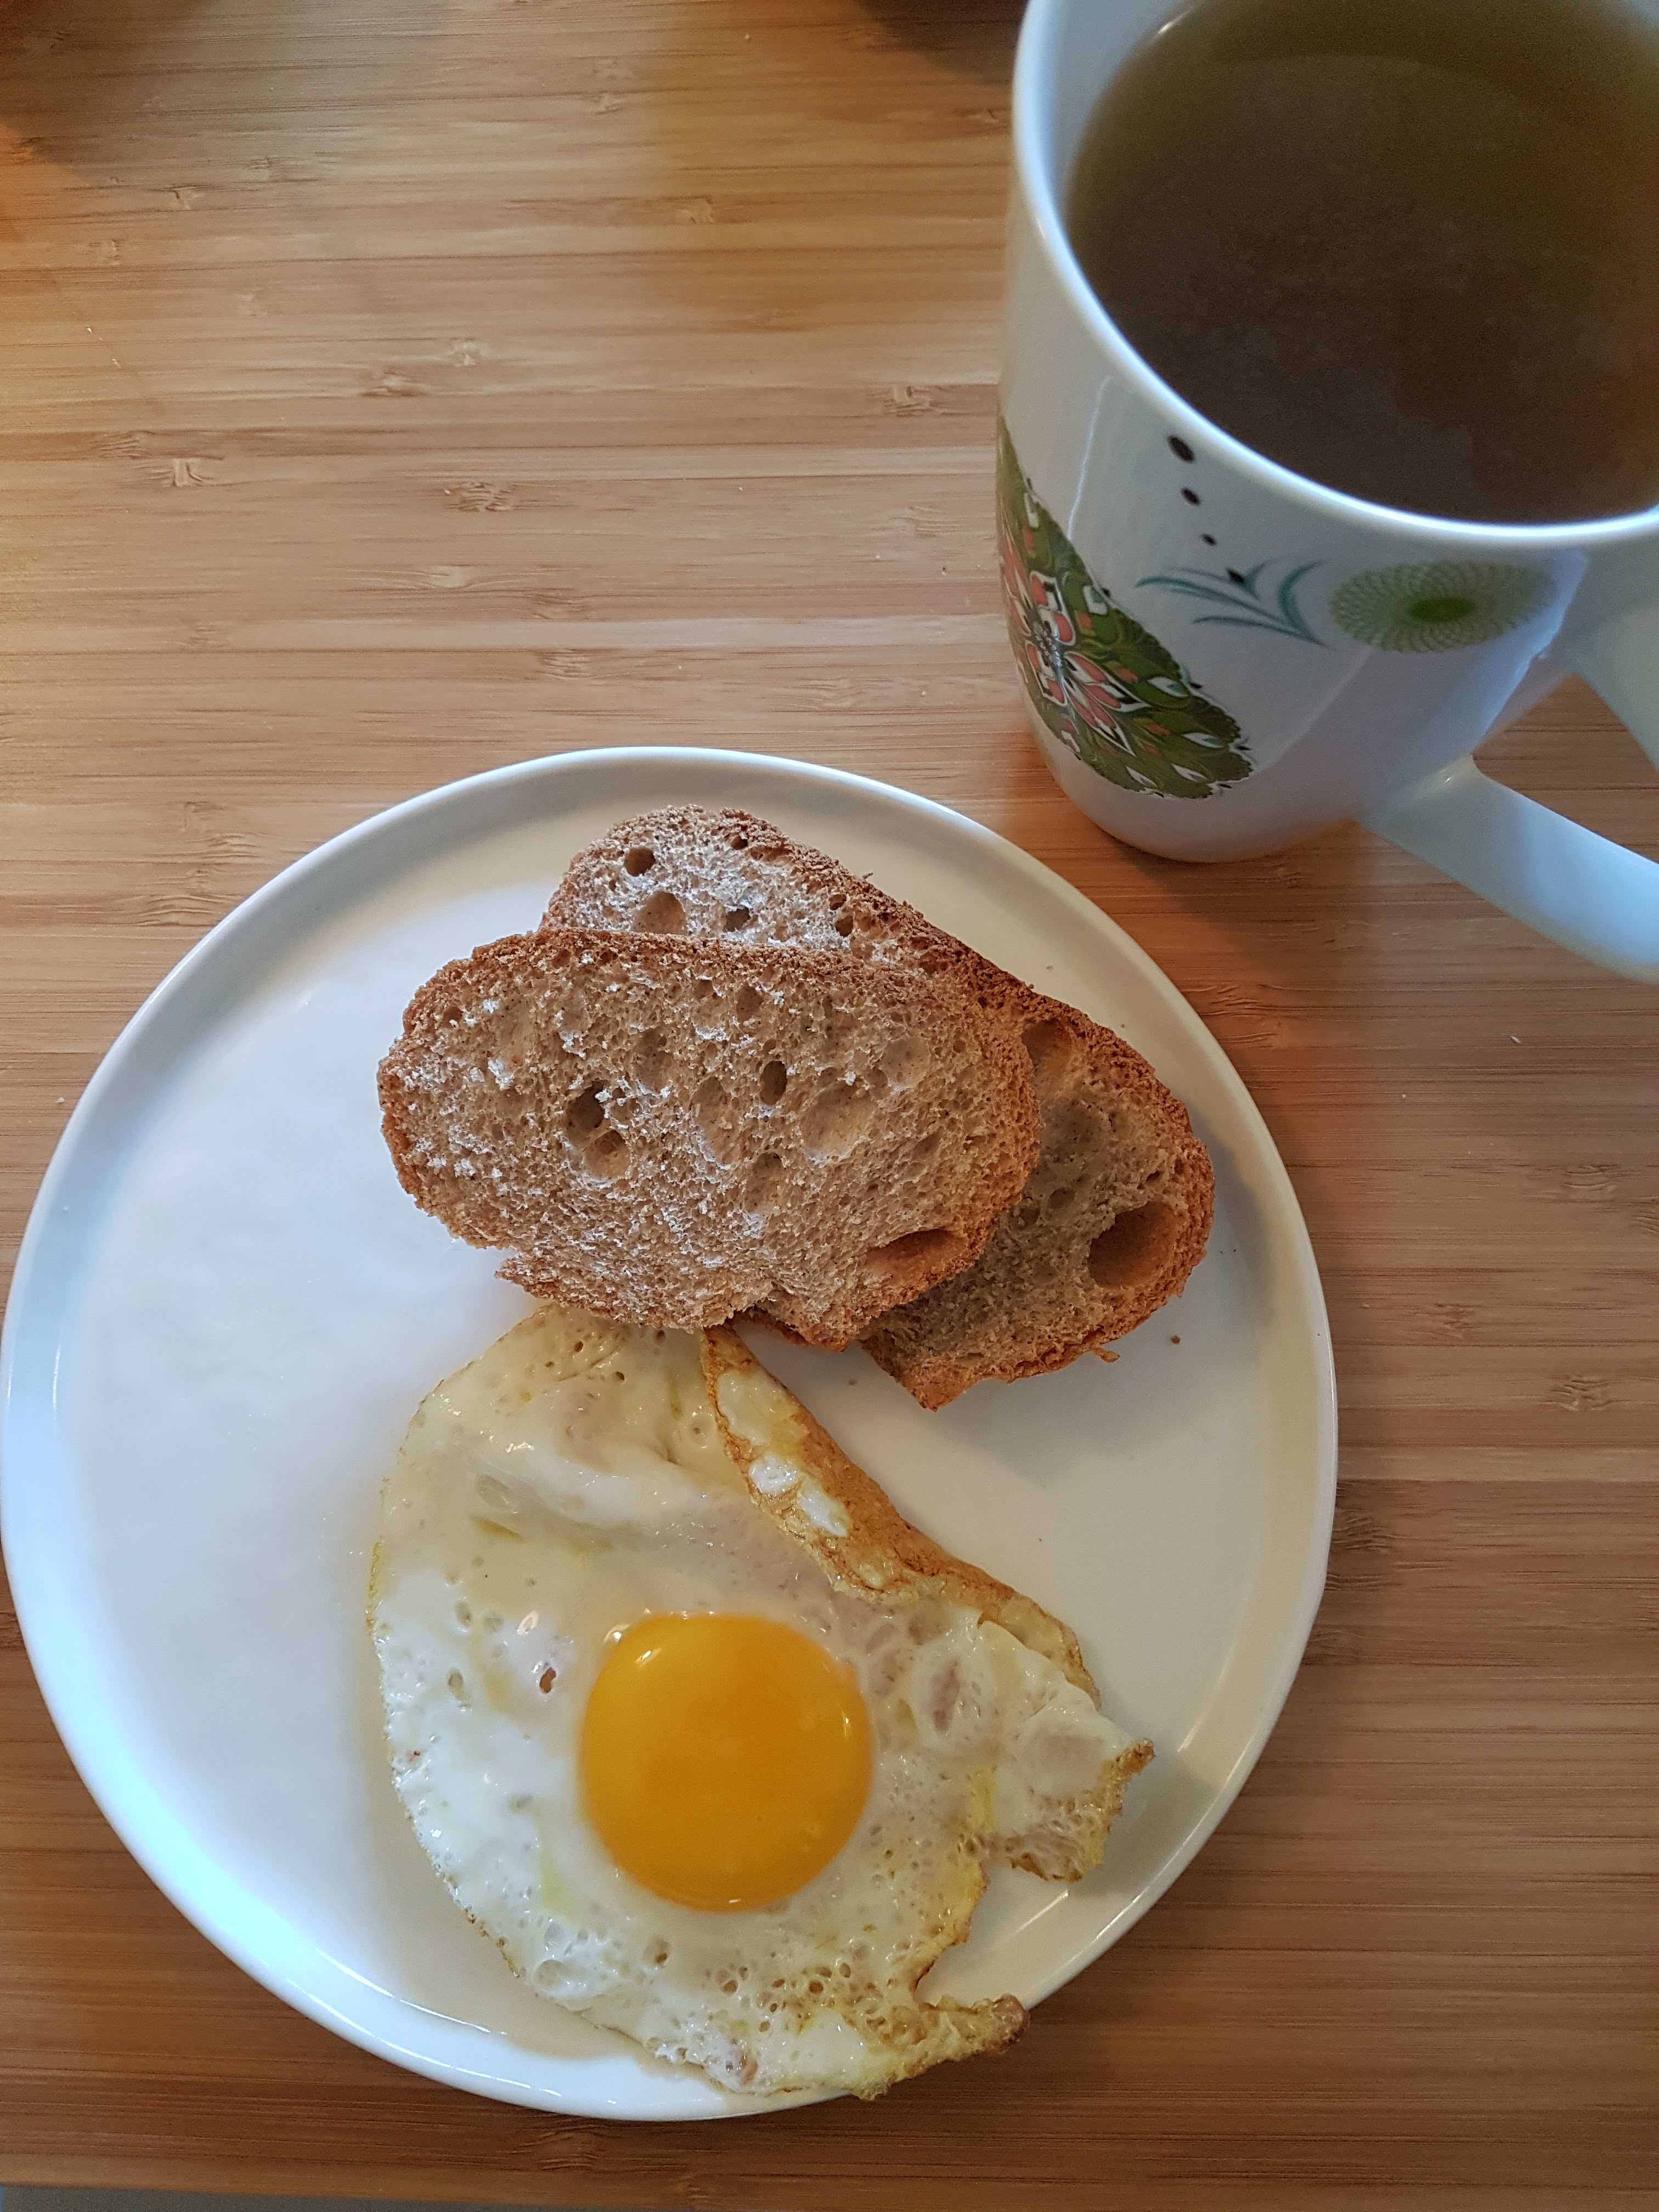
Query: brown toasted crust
[
  {"left": 546, "top": 806, "right": 1214, "bottom": 1403},
  {"left": 863, "top": 977, "right": 1216, "bottom": 1408},
  {"left": 379, "top": 926, "right": 1040, "bottom": 1345},
  {"left": 702, "top": 1326, "right": 1153, "bottom": 1880}
]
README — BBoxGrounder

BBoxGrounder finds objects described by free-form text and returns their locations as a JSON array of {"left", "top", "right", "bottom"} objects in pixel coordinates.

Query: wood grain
[{"left": 0, "top": 0, "right": 1655, "bottom": 2205}]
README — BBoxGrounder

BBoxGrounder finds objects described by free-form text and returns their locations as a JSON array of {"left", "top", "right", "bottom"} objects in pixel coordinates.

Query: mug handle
[{"left": 1361, "top": 603, "right": 1659, "bottom": 984}]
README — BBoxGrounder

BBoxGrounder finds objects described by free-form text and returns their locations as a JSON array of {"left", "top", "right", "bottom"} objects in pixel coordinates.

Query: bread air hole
[
  {"left": 1087, "top": 1199, "right": 1177, "bottom": 1291},
  {"left": 1022, "top": 1017, "right": 1077, "bottom": 1096},
  {"left": 734, "top": 982, "right": 764, "bottom": 1019},
  {"left": 637, "top": 888, "right": 686, "bottom": 933},
  {"left": 566, "top": 1082, "right": 606, "bottom": 1139},
  {"left": 759, "top": 1058, "right": 787, "bottom": 1105},
  {"left": 743, "top": 1152, "right": 783, "bottom": 1212},
  {"left": 689, "top": 973, "right": 725, "bottom": 1036},
  {"left": 634, "top": 1027, "right": 670, "bottom": 1089},
  {"left": 881, "top": 1035, "right": 921, "bottom": 1088},
  {"left": 802, "top": 1078, "right": 874, "bottom": 1159},
  {"left": 623, "top": 845, "right": 654, "bottom": 875},
  {"left": 724, "top": 905, "right": 753, "bottom": 931},
  {"left": 588, "top": 1126, "right": 628, "bottom": 1176},
  {"left": 864, "top": 1226, "right": 966, "bottom": 1293},
  {"left": 564, "top": 1081, "right": 629, "bottom": 1176}
]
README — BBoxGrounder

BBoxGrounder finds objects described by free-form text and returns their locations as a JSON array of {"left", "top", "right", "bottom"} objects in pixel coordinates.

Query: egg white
[{"left": 371, "top": 1305, "right": 1137, "bottom": 2097}]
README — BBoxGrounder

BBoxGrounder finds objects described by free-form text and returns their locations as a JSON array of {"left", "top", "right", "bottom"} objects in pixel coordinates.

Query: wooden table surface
[{"left": 1, "top": 1, "right": 1655, "bottom": 2205}]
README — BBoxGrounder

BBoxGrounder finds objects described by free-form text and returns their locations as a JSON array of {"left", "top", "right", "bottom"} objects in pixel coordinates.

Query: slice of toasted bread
[
  {"left": 544, "top": 807, "right": 1214, "bottom": 1405},
  {"left": 862, "top": 981, "right": 1212, "bottom": 1406},
  {"left": 379, "top": 926, "right": 1040, "bottom": 1346}
]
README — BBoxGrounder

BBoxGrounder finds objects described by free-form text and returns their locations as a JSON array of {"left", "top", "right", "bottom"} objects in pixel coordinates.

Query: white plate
[{"left": 1, "top": 748, "right": 1334, "bottom": 2120}]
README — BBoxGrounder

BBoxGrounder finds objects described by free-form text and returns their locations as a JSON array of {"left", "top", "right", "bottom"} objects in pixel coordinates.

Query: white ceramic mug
[{"left": 1003, "top": 0, "right": 1659, "bottom": 983}]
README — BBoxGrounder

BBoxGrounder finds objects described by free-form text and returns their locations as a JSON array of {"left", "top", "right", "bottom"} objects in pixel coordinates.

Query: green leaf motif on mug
[
  {"left": 997, "top": 423, "right": 1252, "bottom": 801},
  {"left": 1329, "top": 561, "right": 1553, "bottom": 653}
]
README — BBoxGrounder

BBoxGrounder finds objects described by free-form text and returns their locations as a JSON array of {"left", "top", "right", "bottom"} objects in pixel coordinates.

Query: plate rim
[{"left": 1, "top": 744, "right": 1337, "bottom": 2118}]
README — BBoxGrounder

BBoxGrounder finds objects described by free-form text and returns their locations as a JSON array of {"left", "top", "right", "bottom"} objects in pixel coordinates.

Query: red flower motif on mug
[
  {"left": 1026, "top": 572, "right": 1076, "bottom": 647},
  {"left": 1002, "top": 518, "right": 1144, "bottom": 748},
  {"left": 1000, "top": 522, "right": 1092, "bottom": 716},
  {"left": 1060, "top": 651, "right": 1139, "bottom": 745}
]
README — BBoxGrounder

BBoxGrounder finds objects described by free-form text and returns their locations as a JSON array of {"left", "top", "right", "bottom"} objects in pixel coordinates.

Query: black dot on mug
[
  {"left": 1167, "top": 436, "right": 1195, "bottom": 463},
  {"left": 1181, "top": 488, "right": 1200, "bottom": 505},
  {"left": 1202, "top": 534, "right": 1216, "bottom": 546}
]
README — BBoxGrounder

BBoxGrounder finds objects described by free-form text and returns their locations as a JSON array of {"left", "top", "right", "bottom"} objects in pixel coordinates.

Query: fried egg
[{"left": 370, "top": 1305, "right": 1150, "bottom": 2098}]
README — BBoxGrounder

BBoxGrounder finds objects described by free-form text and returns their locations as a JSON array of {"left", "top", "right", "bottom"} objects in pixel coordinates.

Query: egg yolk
[{"left": 579, "top": 1613, "right": 872, "bottom": 1912}]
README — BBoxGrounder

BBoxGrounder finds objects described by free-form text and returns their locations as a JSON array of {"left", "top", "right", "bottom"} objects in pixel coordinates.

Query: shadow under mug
[{"left": 1003, "top": 0, "right": 1659, "bottom": 984}]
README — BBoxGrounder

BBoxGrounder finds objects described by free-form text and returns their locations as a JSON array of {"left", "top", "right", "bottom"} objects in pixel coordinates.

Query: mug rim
[{"left": 1013, "top": 0, "right": 1659, "bottom": 553}]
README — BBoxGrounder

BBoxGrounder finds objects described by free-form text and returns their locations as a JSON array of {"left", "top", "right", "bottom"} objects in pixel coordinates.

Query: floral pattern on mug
[
  {"left": 1329, "top": 560, "right": 1553, "bottom": 653},
  {"left": 997, "top": 424, "right": 1252, "bottom": 799}
]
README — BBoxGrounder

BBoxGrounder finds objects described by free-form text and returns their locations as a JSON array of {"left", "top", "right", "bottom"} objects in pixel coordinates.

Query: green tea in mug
[{"left": 1065, "top": 0, "right": 1659, "bottom": 523}]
